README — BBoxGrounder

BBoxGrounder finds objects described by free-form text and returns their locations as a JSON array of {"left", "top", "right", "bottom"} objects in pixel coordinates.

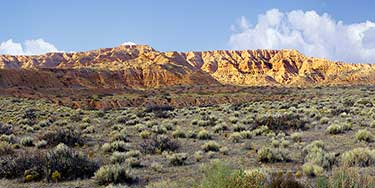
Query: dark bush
[
  {"left": 69, "top": 112, "right": 82, "bottom": 122},
  {"left": 39, "top": 128, "right": 84, "bottom": 147},
  {"left": 269, "top": 172, "right": 306, "bottom": 188},
  {"left": 0, "top": 123, "right": 13, "bottom": 135},
  {"left": 255, "top": 113, "right": 307, "bottom": 131},
  {"left": 200, "top": 115, "right": 218, "bottom": 127},
  {"left": 46, "top": 144, "right": 98, "bottom": 181},
  {"left": 153, "top": 110, "right": 173, "bottom": 118},
  {"left": 0, "top": 144, "right": 98, "bottom": 181},
  {"left": 144, "top": 105, "right": 174, "bottom": 113},
  {"left": 0, "top": 152, "right": 45, "bottom": 179},
  {"left": 116, "top": 115, "right": 130, "bottom": 124},
  {"left": 23, "top": 108, "right": 37, "bottom": 120},
  {"left": 140, "top": 135, "right": 179, "bottom": 154},
  {"left": 0, "top": 142, "right": 14, "bottom": 156},
  {"left": 330, "top": 107, "right": 350, "bottom": 116},
  {"left": 144, "top": 105, "right": 175, "bottom": 119}
]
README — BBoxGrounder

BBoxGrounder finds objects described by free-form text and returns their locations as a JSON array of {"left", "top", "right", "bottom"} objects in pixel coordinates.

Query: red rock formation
[{"left": 0, "top": 45, "right": 375, "bottom": 89}]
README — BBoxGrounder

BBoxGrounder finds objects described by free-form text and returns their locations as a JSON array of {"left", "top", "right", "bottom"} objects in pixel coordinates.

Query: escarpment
[{"left": 1, "top": 44, "right": 375, "bottom": 89}]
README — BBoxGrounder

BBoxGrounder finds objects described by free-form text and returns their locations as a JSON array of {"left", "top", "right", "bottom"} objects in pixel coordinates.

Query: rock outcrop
[{"left": 1, "top": 44, "right": 375, "bottom": 89}]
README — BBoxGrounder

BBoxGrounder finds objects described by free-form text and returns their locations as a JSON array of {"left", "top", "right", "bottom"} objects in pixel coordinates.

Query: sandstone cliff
[{"left": 1, "top": 44, "right": 375, "bottom": 89}]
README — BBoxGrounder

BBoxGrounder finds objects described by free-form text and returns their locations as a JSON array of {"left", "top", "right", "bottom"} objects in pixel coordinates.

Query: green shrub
[
  {"left": 252, "top": 126, "right": 271, "bottom": 136},
  {"left": 256, "top": 147, "right": 290, "bottom": 163},
  {"left": 315, "top": 176, "right": 329, "bottom": 188},
  {"left": 238, "top": 169, "right": 269, "bottom": 188},
  {"left": 197, "top": 130, "right": 212, "bottom": 140},
  {"left": 220, "top": 146, "right": 229, "bottom": 155},
  {"left": 302, "top": 140, "right": 325, "bottom": 153},
  {"left": 145, "top": 179, "right": 180, "bottom": 188},
  {"left": 233, "top": 124, "right": 246, "bottom": 132},
  {"left": 151, "top": 125, "right": 167, "bottom": 134},
  {"left": 24, "top": 168, "right": 44, "bottom": 182},
  {"left": 110, "top": 130, "right": 129, "bottom": 142},
  {"left": 110, "top": 141, "right": 129, "bottom": 152},
  {"left": 110, "top": 152, "right": 127, "bottom": 164},
  {"left": 103, "top": 141, "right": 129, "bottom": 153},
  {"left": 213, "top": 124, "right": 228, "bottom": 133},
  {"left": 341, "top": 148, "right": 375, "bottom": 167},
  {"left": 240, "top": 131, "right": 253, "bottom": 139},
  {"left": 198, "top": 120, "right": 211, "bottom": 127},
  {"left": 302, "top": 163, "right": 324, "bottom": 177},
  {"left": 125, "top": 150, "right": 141, "bottom": 158},
  {"left": 280, "top": 139, "right": 290, "bottom": 148},
  {"left": 271, "top": 139, "right": 280, "bottom": 148},
  {"left": 302, "top": 141, "right": 336, "bottom": 169},
  {"left": 326, "top": 123, "right": 351, "bottom": 134},
  {"left": 167, "top": 153, "right": 188, "bottom": 166},
  {"left": 140, "top": 135, "right": 179, "bottom": 154},
  {"left": 35, "top": 140, "right": 48, "bottom": 149},
  {"left": 229, "top": 132, "right": 242, "bottom": 143},
  {"left": 51, "top": 170, "right": 61, "bottom": 182},
  {"left": 0, "top": 134, "right": 15, "bottom": 143},
  {"left": 355, "top": 129, "right": 374, "bottom": 142},
  {"left": 194, "top": 151, "right": 204, "bottom": 162},
  {"left": 197, "top": 116, "right": 217, "bottom": 127},
  {"left": 139, "top": 130, "right": 151, "bottom": 139},
  {"left": 319, "top": 117, "right": 329, "bottom": 124},
  {"left": 291, "top": 132, "right": 302, "bottom": 142},
  {"left": 125, "top": 157, "right": 142, "bottom": 168},
  {"left": 327, "top": 167, "right": 375, "bottom": 188},
  {"left": 229, "top": 116, "right": 238, "bottom": 124},
  {"left": 20, "top": 136, "right": 34, "bottom": 147},
  {"left": 199, "top": 161, "right": 272, "bottom": 188},
  {"left": 325, "top": 124, "right": 343, "bottom": 134},
  {"left": 201, "top": 141, "right": 220, "bottom": 152},
  {"left": 102, "top": 143, "right": 112, "bottom": 153},
  {"left": 172, "top": 129, "right": 186, "bottom": 138},
  {"left": 199, "top": 161, "right": 236, "bottom": 188},
  {"left": 0, "top": 142, "right": 14, "bottom": 156},
  {"left": 94, "top": 164, "right": 134, "bottom": 185},
  {"left": 370, "top": 121, "right": 375, "bottom": 128}
]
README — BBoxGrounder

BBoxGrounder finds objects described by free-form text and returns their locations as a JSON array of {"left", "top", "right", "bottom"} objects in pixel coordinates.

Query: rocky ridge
[{"left": 1, "top": 44, "right": 375, "bottom": 89}]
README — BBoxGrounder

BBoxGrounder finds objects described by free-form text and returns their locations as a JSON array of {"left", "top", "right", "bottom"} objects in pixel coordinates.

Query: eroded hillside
[{"left": 1, "top": 45, "right": 375, "bottom": 89}]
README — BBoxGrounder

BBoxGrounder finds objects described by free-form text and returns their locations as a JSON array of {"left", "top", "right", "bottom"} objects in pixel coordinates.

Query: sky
[{"left": 1, "top": 0, "right": 375, "bottom": 63}]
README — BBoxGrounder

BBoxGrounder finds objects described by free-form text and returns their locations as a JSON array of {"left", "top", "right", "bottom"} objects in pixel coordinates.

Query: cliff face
[{"left": 1, "top": 44, "right": 375, "bottom": 89}]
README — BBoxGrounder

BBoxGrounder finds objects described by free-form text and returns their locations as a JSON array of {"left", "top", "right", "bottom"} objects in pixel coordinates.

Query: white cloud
[
  {"left": 0, "top": 39, "right": 59, "bottom": 55},
  {"left": 121, "top": 41, "right": 137, "bottom": 46},
  {"left": 229, "top": 9, "right": 375, "bottom": 64},
  {"left": 0, "top": 39, "right": 24, "bottom": 55}
]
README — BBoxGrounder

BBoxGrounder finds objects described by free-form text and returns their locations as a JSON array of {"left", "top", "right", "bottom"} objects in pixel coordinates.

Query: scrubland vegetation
[{"left": 0, "top": 86, "right": 375, "bottom": 187}]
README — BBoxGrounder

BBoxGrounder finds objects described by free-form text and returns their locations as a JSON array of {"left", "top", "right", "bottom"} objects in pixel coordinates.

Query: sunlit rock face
[{"left": 1, "top": 45, "right": 375, "bottom": 89}]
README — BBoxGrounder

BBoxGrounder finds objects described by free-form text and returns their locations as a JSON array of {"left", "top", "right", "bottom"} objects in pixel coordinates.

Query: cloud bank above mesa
[
  {"left": 0, "top": 40, "right": 137, "bottom": 56},
  {"left": 2, "top": 8, "right": 375, "bottom": 64},
  {"left": 0, "top": 39, "right": 59, "bottom": 55},
  {"left": 229, "top": 9, "right": 375, "bottom": 64}
]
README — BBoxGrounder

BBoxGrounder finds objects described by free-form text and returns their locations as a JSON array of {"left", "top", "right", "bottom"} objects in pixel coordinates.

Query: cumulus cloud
[
  {"left": 0, "top": 39, "right": 59, "bottom": 55},
  {"left": 121, "top": 41, "right": 137, "bottom": 46},
  {"left": 229, "top": 9, "right": 375, "bottom": 64}
]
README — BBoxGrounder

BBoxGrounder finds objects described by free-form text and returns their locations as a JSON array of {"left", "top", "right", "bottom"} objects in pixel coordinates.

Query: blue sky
[{"left": 1, "top": 0, "right": 375, "bottom": 63}]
